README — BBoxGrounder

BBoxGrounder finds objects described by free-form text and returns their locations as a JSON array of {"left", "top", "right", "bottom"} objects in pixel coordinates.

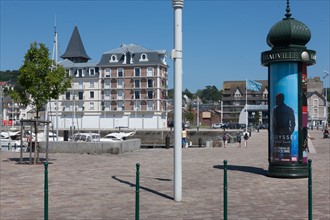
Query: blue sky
[{"left": 1, "top": 0, "right": 329, "bottom": 93}]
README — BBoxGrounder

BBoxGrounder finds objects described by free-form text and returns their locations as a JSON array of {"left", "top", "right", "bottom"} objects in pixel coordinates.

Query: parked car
[
  {"left": 211, "top": 123, "right": 223, "bottom": 129},
  {"left": 183, "top": 122, "right": 190, "bottom": 128},
  {"left": 221, "top": 123, "right": 230, "bottom": 129}
]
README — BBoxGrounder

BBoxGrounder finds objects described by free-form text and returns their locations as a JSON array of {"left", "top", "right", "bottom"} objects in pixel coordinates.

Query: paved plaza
[{"left": 1, "top": 130, "right": 329, "bottom": 220}]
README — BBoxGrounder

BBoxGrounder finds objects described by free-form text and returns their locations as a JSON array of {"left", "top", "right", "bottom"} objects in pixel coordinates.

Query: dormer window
[
  {"left": 234, "top": 89, "right": 242, "bottom": 99},
  {"left": 161, "top": 54, "right": 167, "bottom": 65},
  {"left": 139, "top": 53, "right": 148, "bottom": 62},
  {"left": 66, "top": 69, "right": 71, "bottom": 77},
  {"left": 76, "top": 69, "right": 84, "bottom": 77},
  {"left": 89, "top": 68, "right": 95, "bottom": 76},
  {"left": 110, "top": 55, "right": 118, "bottom": 63},
  {"left": 123, "top": 52, "right": 133, "bottom": 64}
]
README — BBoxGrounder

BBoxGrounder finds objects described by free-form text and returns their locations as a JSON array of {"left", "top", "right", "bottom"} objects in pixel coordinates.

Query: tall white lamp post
[{"left": 172, "top": 0, "right": 183, "bottom": 202}]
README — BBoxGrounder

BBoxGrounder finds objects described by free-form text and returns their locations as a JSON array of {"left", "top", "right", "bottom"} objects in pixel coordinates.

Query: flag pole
[{"left": 245, "top": 78, "right": 248, "bottom": 134}]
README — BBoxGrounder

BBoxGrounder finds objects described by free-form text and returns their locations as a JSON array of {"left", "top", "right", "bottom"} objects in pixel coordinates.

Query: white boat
[
  {"left": 42, "top": 131, "right": 64, "bottom": 141},
  {"left": 100, "top": 131, "right": 136, "bottom": 142},
  {"left": 1, "top": 131, "right": 28, "bottom": 151},
  {"left": 71, "top": 133, "right": 100, "bottom": 142},
  {"left": 26, "top": 131, "right": 64, "bottom": 142}
]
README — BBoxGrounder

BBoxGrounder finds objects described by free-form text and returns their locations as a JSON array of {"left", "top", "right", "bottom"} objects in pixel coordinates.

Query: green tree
[
  {"left": 0, "top": 70, "right": 19, "bottom": 81},
  {"left": 168, "top": 89, "right": 174, "bottom": 99},
  {"left": 185, "top": 104, "right": 194, "bottom": 124},
  {"left": 196, "top": 86, "right": 222, "bottom": 103},
  {"left": 183, "top": 88, "right": 193, "bottom": 99},
  {"left": 8, "top": 42, "right": 71, "bottom": 162}
]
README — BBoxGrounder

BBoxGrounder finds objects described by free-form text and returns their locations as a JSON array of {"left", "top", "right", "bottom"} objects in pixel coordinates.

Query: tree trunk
[{"left": 34, "top": 112, "right": 39, "bottom": 164}]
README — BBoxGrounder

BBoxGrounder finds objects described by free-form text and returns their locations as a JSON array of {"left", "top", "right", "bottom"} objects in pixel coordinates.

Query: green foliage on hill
[
  {"left": 168, "top": 86, "right": 222, "bottom": 103},
  {"left": 0, "top": 70, "right": 19, "bottom": 81}
]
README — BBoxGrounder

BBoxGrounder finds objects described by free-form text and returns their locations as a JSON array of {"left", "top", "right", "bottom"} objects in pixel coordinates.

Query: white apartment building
[{"left": 47, "top": 26, "right": 169, "bottom": 130}]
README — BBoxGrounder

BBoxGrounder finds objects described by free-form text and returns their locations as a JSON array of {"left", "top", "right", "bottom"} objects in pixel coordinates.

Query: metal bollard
[
  {"left": 165, "top": 135, "right": 170, "bottom": 149},
  {"left": 135, "top": 163, "right": 140, "bottom": 220},
  {"left": 44, "top": 162, "right": 48, "bottom": 220},
  {"left": 198, "top": 138, "right": 202, "bottom": 147},
  {"left": 308, "top": 159, "right": 312, "bottom": 220},
  {"left": 223, "top": 160, "right": 228, "bottom": 220}
]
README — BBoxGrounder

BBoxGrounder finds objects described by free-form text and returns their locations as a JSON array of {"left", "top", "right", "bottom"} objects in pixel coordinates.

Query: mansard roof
[
  {"left": 98, "top": 44, "right": 167, "bottom": 67},
  {"left": 223, "top": 80, "right": 268, "bottom": 95},
  {"left": 104, "top": 44, "right": 154, "bottom": 54},
  {"left": 60, "top": 26, "right": 91, "bottom": 62},
  {"left": 60, "top": 59, "right": 97, "bottom": 68}
]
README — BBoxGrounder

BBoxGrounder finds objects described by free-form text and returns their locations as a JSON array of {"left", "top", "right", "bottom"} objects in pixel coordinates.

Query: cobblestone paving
[{"left": 1, "top": 130, "right": 329, "bottom": 220}]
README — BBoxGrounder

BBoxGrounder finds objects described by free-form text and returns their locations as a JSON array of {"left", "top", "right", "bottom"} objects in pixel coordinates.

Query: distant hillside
[{"left": 0, "top": 70, "right": 19, "bottom": 81}]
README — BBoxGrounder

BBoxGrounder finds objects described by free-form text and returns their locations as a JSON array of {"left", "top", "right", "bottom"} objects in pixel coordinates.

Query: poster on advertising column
[{"left": 270, "top": 63, "right": 299, "bottom": 163}]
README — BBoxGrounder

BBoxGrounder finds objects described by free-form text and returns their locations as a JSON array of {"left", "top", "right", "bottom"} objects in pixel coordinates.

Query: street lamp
[
  {"left": 323, "top": 70, "right": 329, "bottom": 126},
  {"left": 220, "top": 100, "right": 223, "bottom": 124}
]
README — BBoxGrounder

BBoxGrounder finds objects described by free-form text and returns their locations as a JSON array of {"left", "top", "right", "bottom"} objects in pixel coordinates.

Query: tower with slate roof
[{"left": 61, "top": 26, "right": 90, "bottom": 63}]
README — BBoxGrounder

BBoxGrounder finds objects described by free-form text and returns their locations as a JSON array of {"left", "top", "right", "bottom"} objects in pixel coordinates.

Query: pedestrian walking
[
  {"left": 182, "top": 128, "right": 188, "bottom": 148},
  {"left": 223, "top": 133, "right": 228, "bottom": 148},
  {"left": 243, "top": 132, "right": 249, "bottom": 147},
  {"left": 237, "top": 132, "right": 242, "bottom": 147}
]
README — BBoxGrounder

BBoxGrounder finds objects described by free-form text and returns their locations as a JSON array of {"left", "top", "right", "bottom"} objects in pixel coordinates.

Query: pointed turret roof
[{"left": 61, "top": 26, "right": 91, "bottom": 62}]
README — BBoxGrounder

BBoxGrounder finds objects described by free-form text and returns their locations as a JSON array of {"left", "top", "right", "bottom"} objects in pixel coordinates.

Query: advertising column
[{"left": 261, "top": 1, "right": 315, "bottom": 177}]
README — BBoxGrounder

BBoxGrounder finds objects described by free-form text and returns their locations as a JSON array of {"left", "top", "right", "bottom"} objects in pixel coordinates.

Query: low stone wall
[
  {"left": 133, "top": 130, "right": 240, "bottom": 146},
  {"left": 38, "top": 139, "right": 141, "bottom": 154}
]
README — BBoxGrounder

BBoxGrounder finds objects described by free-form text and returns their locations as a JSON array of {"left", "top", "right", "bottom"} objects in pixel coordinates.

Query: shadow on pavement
[
  {"left": 213, "top": 164, "right": 268, "bottom": 176},
  {"left": 112, "top": 175, "right": 174, "bottom": 200},
  {"left": 4, "top": 157, "right": 56, "bottom": 165}
]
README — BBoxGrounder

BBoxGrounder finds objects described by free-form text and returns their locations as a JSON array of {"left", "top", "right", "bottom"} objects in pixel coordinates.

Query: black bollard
[
  {"left": 135, "top": 163, "right": 140, "bottom": 220},
  {"left": 44, "top": 162, "right": 48, "bottom": 220},
  {"left": 223, "top": 160, "right": 228, "bottom": 220},
  {"left": 198, "top": 138, "right": 202, "bottom": 148},
  {"left": 165, "top": 135, "right": 170, "bottom": 149},
  {"left": 308, "top": 159, "right": 312, "bottom": 220}
]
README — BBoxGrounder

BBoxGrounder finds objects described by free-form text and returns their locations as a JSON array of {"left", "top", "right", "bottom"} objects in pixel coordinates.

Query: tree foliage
[
  {"left": 185, "top": 104, "right": 194, "bottom": 123},
  {"left": 168, "top": 89, "right": 174, "bottom": 99},
  {"left": 0, "top": 70, "right": 19, "bottom": 81},
  {"left": 9, "top": 42, "right": 71, "bottom": 117},
  {"left": 183, "top": 88, "right": 193, "bottom": 99},
  {"left": 168, "top": 86, "right": 221, "bottom": 103},
  {"left": 196, "top": 86, "right": 222, "bottom": 103}
]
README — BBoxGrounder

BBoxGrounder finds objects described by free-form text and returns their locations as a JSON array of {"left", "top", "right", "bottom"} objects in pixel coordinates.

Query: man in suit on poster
[
  {"left": 273, "top": 93, "right": 296, "bottom": 137},
  {"left": 272, "top": 93, "right": 296, "bottom": 160}
]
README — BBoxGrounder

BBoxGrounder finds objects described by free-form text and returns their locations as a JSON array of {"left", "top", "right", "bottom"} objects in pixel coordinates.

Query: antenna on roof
[{"left": 49, "top": 14, "right": 59, "bottom": 140}]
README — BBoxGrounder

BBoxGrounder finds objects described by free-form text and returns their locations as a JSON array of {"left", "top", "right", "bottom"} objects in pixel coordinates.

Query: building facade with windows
[
  {"left": 222, "top": 80, "right": 269, "bottom": 125},
  {"left": 306, "top": 91, "right": 327, "bottom": 128},
  {"left": 47, "top": 26, "right": 169, "bottom": 130}
]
